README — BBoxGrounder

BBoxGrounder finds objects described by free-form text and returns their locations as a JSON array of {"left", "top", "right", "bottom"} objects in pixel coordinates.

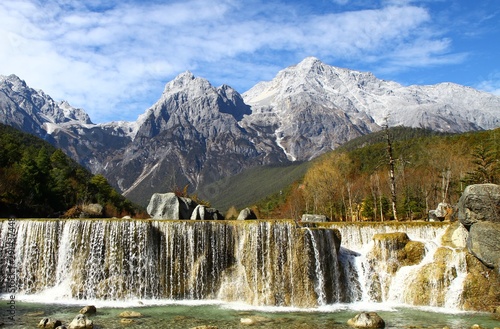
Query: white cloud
[
  {"left": 477, "top": 73, "right": 500, "bottom": 96},
  {"left": 0, "top": 0, "right": 466, "bottom": 122}
]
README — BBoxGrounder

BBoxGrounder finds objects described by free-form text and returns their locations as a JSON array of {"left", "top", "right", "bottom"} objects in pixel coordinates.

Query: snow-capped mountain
[
  {"left": 1, "top": 58, "right": 499, "bottom": 206},
  {"left": 242, "top": 57, "right": 500, "bottom": 160}
]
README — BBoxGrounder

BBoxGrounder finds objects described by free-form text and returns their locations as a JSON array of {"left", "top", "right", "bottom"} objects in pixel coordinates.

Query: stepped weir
[{"left": 0, "top": 219, "right": 468, "bottom": 309}]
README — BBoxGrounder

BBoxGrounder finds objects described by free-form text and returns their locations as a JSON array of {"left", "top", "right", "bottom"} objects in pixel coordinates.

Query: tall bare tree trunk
[
  {"left": 347, "top": 182, "right": 355, "bottom": 222},
  {"left": 385, "top": 124, "right": 398, "bottom": 221},
  {"left": 442, "top": 168, "right": 451, "bottom": 203}
]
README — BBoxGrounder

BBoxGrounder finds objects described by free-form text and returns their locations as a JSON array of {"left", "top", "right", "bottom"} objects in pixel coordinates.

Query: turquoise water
[{"left": 2, "top": 301, "right": 499, "bottom": 329}]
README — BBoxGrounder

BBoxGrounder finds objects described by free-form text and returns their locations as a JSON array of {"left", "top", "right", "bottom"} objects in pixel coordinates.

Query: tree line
[
  {"left": 0, "top": 124, "right": 143, "bottom": 217},
  {"left": 257, "top": 127, "right": 500, "bottom": 221}
]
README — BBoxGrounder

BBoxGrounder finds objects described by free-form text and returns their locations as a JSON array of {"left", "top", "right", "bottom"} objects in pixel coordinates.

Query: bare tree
[{"left": 385, "top": 120, "right": 398, "bottom": 221}]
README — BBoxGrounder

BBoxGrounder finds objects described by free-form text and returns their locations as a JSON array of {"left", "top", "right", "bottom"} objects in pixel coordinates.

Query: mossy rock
[
  {"left": 370, "top": 232, "right": 425, "bottom": 270},
  {"left": 405, "top": 262, "right": 451, "bottom": 306},
  {"left": 403, "top": 241, "right": 426, "bottom": 265},
  {"left": 402, "top": 248, "right": 464, "bottom": 307},
  {"left": 433, "top": 247, "right": 455, "bottom": 263},
  {"left": 373, "top": 232, "right": 410, "bottom": 249},
  {"left": 119, "top": 311, "right": 142, "bottom": 318},
  {"left": 462, "top": 253, "right": 500, "bottom": 311}
]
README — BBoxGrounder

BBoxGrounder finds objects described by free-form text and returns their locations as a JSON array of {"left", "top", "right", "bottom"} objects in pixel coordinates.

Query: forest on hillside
[
  {"left": 0, "top": 124, "right": 143, "bottom": 218},
  {"left": 257, "top": 127, "right": 500, "bottom": 221}
]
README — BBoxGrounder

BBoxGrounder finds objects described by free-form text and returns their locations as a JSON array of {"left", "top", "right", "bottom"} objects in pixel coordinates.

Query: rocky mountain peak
[
  {"left": 162, "top": 71, "right": 214, "bottom": 98},
  {"left": 0, "top": 74, "right": 93, "bottom": 133},
  {"left": 294, "top": 56, "right": 330, "bottom": 77},
  {"left": 0, "top": 74, "right": 29, "bottom": 91}
]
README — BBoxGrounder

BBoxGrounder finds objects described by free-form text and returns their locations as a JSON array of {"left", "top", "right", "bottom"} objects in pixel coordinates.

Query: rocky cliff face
[
  {"left": 1, "top": 58, "right": 499, "bottom": 205},
  {"left": 100, "top": 72, "right": 287, "bottom": 204},
  {"left": 0, "top": 75, "right": 91, "bottom": 134}
]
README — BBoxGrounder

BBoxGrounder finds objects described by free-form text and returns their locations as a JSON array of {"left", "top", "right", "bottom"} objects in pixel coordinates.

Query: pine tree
[{"left": 464, "top": 143, "right": 499, "bottom": 184}]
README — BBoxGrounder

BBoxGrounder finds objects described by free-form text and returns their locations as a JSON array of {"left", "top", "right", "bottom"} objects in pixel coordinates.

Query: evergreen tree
[{"left": 464, "top": 143, "right": 499, "bottom": 184}]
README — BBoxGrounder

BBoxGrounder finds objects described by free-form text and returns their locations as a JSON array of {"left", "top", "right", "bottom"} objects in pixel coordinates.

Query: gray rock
[
  {"left": 147, "top": 193, "right": 197, "bottom": 219},
  {"left": 190, "top": 205, "right": 224, "bottom": 220},
  {"left": 429, "top": 202, "right": 452, "bottom": 221},
  {"left": 458, "top": 184, "right": 500, "bottom": 227},
  {"left": 301, "top": 214, "right": 328, "bottom": 222},
  {"left": 38, "top": 318, "right": 62, "bottom": 329},
  {"left": 79, "top": 203, "right": 103, "bottom": 218},
  {"left": 347, "top": 312, "right": 385, "bottom": 328},
  {"left": 237, "top": 208, "right": 257, "bottom": 220},
  {"left": 68, "top": 314, "right": 93, "bottom": 329},
  {"left": 467, "top": 221, "right": 500, "bottom": 269}
]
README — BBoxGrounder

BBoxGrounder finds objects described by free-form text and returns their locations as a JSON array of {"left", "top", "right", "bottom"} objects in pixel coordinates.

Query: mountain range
[{"left": 1, "top": 57, "right": 499, "bottom": 206}]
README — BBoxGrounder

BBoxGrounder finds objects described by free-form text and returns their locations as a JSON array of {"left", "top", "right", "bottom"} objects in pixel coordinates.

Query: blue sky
[{"left": 0, "top": 0, "right": 499, "bottom": 123}]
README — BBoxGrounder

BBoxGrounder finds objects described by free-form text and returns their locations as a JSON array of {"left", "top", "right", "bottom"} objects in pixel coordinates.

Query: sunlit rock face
[
  {"left": 0, "top": 219, "right": 498, "bottom": 311},
  {"left": 364, "top": 232, "right": 426, "bottom": 302}
]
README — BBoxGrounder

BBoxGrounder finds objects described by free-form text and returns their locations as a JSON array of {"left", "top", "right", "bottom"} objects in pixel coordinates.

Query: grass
[{"left": 196, "top": 161, "right": 310, "bottom": 212}]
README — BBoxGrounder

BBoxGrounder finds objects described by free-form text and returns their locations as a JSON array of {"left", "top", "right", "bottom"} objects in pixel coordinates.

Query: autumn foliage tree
[{"left": 258, "top": 127, "right": 500, "bottom": 221}]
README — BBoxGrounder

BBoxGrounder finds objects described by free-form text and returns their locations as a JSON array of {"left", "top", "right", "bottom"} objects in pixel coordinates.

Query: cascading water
[
  {"left": 305, "top": 228, "right": 327, "bottom": 305},
  {"left": 0, "top": 219, "right": 469, "bottom": 310},
  {"left": 329, "top": 222, "right": 469, "bottom": 308}
]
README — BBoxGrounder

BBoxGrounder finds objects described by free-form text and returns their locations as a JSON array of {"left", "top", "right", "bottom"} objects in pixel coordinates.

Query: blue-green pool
[{"left": 2, "top": 300, "right": 499, "bottom": 329}]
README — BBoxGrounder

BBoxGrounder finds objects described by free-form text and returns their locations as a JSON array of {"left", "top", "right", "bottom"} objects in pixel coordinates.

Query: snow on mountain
[
  {"left": 0, "top": 74, "right": 92, "bottom": 134},
  {"left": 242, "top": 57, "right": 381, "bottom": 160},
  {"left": 242, "top": 57, "right": 500, "bottom": 160},
  {"left": 244, "top": 57, "right": 500, "bottom": 132}
]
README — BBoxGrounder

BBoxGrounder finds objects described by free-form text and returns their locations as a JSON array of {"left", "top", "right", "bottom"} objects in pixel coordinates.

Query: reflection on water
[{"left": 2, "top": 301, "right": 498, "bottom": 329}]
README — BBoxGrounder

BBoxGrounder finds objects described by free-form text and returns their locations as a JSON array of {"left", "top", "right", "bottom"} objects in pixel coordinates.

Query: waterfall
[
  {"left": 329, "top": 222, "right": 468, "bottom": 308},
  {"left": 305, "top": 228, "right": 326, "bottom": 305},
  {"left": 0, "top": 219, "right": 468, "bottom": 309}
]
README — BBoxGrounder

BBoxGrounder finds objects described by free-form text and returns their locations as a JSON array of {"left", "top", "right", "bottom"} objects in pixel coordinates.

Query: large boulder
[
  {"left": 347, "top": 312, "right": 385, "bottom": 328},
  {"left": 68, "top": 314, "right": 92, "bottom": 329},
  {"left": 467, "top": 221, "right": 500, "bottom": 269},
  {"left": 237, "top": 208, "right": 257, "bottom": 220},
  {"left": 457, "top": 184, "right": 500, "bottom": 227},
  {"left": 147, "top": 193, "right": 197, "bottom": 219},
  {"left": 79, "top": 306, "right": 96, "bottom": 315},
  {"left": 457, "top": 184, "right": 500, "bottom": 269},
  {"left": 190, "top": 205, "right": 224, "bottom": 220}
]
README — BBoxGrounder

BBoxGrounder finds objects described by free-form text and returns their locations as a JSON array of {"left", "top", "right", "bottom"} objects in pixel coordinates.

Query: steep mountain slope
[
  {"left": 1, "top": 58, "right": 499, "bottom": 207},
  {"left": 101, "top": 72, "right": 288, "bottom": 205},
  {"left": 0, "top": 75, "right": 91, "bottom": 133},
  {"left": 243, "top": 57, "right": 500, "bottom": 160},
  {"left": 0, "top": 74, "right": 134, "bottom": 172}
]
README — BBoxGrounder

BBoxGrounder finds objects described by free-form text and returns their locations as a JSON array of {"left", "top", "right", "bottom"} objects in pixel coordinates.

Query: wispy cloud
[
  {"left": 0, "top": 0, "right": 468, "bottom": 122},
  {"left": 477, "top": 72, "right": 500, "bottom": 96}
]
